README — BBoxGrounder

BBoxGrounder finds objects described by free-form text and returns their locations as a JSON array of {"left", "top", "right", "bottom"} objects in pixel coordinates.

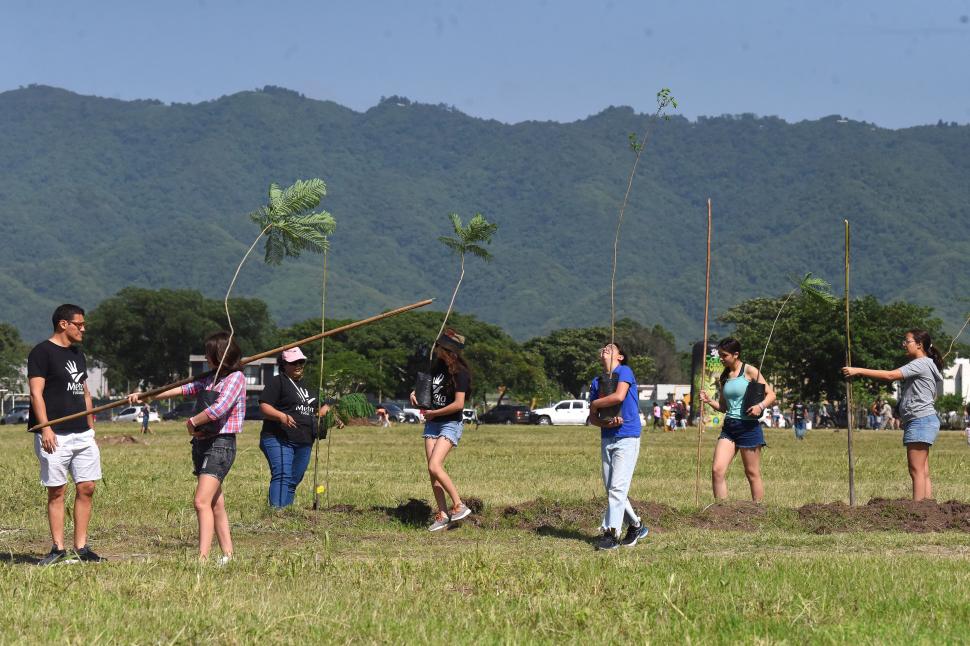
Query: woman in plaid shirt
[{"left": 129, "top": 332, "right": 245, "bottom": 563}]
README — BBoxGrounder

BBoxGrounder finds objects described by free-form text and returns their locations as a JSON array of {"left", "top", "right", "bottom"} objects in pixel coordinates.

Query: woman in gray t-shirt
[{"left": 842, "top": 329, "right": 945, "bottom": 501}]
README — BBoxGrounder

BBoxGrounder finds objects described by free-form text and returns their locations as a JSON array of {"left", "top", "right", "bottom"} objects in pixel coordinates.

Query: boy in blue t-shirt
[{"left": 588, "top": 343, "right": 648, "bottom": 550}]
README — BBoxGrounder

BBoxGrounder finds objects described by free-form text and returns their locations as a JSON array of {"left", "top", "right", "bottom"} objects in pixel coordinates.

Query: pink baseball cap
[{"left": 281, "top": 347, "right": 307, "bottom": 363}]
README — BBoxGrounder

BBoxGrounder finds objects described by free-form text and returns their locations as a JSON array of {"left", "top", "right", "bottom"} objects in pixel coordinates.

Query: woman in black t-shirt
[
  {"left": 258, "top": 346, "right": 327, "bottom": 508},
  {"left": 410, "top": 329, "right": 473, "bottom": 531}
]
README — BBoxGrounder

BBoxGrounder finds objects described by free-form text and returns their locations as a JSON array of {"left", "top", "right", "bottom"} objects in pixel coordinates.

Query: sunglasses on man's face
[{"left": 286, "top": 360, "right": 307, "bottom": 366}]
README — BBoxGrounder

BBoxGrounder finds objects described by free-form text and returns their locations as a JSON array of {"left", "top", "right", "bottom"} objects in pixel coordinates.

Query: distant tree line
[{"left": 0, "top": 287, "right": 963, "bottom": 409}]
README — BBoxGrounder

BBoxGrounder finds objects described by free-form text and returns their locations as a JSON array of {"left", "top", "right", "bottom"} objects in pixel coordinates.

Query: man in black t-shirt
[{"left": 27, "top": 304, "right": 103, "bottom": 565}]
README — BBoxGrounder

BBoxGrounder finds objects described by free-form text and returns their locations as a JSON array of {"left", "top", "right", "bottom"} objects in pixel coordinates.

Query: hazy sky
[{"left": 3, "top": 0, "right": 969, "bottom": 127}]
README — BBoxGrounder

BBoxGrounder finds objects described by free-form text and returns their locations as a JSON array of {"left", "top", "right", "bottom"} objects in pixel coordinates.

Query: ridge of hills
[{"left": 1, "top": 84, "right": 968, "bottom": 345}]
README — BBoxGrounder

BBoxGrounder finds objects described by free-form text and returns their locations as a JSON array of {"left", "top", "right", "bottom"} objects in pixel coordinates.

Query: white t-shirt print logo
[
  {"left": 432, "top": 373, "right": 446, "bottom": 407},
  {"left": 65, "top": 360, "right": 85, "bottom": 393},
  {"left": 286, "top": 377, "right": 317, "bottom": 417},
  {"left": 296, "top": 385, "right": 316, "bottom": 406}
]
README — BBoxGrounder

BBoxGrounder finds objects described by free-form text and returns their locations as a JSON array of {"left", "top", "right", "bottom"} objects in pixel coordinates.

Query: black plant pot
[
  {"left": 742, "top": 381, "right": 766, "bottom": 417},
  {"left": 193, "top": 389, "right": 221, "bottom": 437},
  {"left": 596, "top": 372, "right": 622, "bottom": 421},
  {"left": 413, "top": 371, "right": 433, "bottom": 409}
]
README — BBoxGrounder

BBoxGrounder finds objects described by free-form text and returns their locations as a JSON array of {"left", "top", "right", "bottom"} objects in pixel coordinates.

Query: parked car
[
  {"left": 1, "top": 405, "right": 30, "bottom": 425},
  {"left": 400, "top": 406, "right": 425, "bottom": 423},
  {"left": 114, "top": 406, "right": 160, "bottom": 423},
  {"left": 162, "top": 401, "right": 197, "bottom": 420},
  {"left": 479, "top": 404, "right": 531, "bottom": 425},
  {"left": 530, "top": 399, "right": 590, "bottom": 426}
]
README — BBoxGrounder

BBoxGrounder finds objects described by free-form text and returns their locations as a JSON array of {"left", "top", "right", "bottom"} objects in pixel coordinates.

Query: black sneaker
[
  {"left": 621, "top": 523, "right": 649, "bottom": 547},
  {"left": 37, "top": 545, "right": 69, "bottom": 566},
  {"left": 595, "top": 531, "right": 620, "bottom": 551},
  {"left": 74, "top": 545, "right": 105, "bottom": 563}
]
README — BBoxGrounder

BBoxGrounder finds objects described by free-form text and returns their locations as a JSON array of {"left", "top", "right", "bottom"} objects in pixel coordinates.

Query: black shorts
[{"left": 191, "top": 434, "right": 237, "bottom": 481}]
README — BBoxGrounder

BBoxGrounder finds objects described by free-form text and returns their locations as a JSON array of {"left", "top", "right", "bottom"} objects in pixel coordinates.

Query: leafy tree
[
  {"left": 85, "top": 287, "right": 276, "bottom": 389},
  {"left": 751, "top": 273, "right": 838, "bottom": 379},
  {"left": 0, "top": 322, "right": 28, "bottom": 389},
  {"left": 280, "top": 310, "right": 546, "bottom": 405},
  {"left": 936, "top": 393, "right": 964, "bottom": 416},
  {"left": 719, "top": 294, "right": 950, "bottom": 403},
  {"left": 525, "top": 319, "right": 687, "bottom": 398}
]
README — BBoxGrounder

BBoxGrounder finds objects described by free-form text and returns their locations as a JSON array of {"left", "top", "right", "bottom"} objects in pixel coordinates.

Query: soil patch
[
  {"left": 98, "top": 435, "right": 143, "bottom": 445},
  {"left": 691, "top": 501, "right": 768, "bottom": 531},
  {"left": 798, "top": 498, "right": 970, "bottom": 533}
]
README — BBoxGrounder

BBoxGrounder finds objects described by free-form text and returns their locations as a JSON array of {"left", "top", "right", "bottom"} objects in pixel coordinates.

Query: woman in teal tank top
[{"left": 698, "top": 338, "right": 776, "bottom": 502}]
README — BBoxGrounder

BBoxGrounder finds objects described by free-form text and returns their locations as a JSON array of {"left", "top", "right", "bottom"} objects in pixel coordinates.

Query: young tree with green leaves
[
  {"left": 751, "top": 273, "right": 839, "bottom": 383},
  {"left": 214, "top": 179, "right": 336, "bottom": 377},
  {"left": 431, "top": 212, "right": 498, "bottom": 361}
]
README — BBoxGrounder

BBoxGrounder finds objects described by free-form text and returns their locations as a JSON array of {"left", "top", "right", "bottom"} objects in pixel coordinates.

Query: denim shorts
[
  {"left": 191, "top": 434, "right": 237, "bottom": 481},
  {"left": 902, "top": 414, "right": 940, "bottom": 446},
  {"left": 718, "top": 418, "right": 766, "bottom": 449},
  {"left": 422, "top": 420, "right": 463, "bottom": 447}
]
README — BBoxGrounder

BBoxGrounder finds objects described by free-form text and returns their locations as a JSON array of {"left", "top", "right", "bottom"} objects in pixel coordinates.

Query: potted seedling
[
  {"left": 209, "top": 179, "right": 335, "bottom": 391},
  {"left": 413, "top": 212, "right": 498, "bottom": 408},
  {"left": 597, "top": 88, "right": 677, "bottom": 420}
]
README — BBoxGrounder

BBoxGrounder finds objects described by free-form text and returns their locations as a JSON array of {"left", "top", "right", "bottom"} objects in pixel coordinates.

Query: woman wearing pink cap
[{"left": 258, "top": 346, "right": 328, "bottom": 508}]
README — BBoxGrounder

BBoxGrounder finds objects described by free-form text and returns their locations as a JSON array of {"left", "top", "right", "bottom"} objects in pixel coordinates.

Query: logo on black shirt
[{"left": 65, "top": 360, "right": 85, "bottom": 394}]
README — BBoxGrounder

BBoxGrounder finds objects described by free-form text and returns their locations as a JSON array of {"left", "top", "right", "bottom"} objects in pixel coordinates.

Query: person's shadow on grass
[
  {"left": 0, "top": 552, "right": 40, "bottom": 565},
  {"left": 535, "top": 525, "right": 597, "bottom": 545},
  {"left": 374, "top": 498, "right": 434, "bottom": 528}
]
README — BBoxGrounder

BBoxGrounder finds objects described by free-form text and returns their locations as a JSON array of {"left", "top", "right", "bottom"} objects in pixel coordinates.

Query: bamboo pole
[
  {"left": 694, "top": 198, "right": 712, "bottom": 506},
  {"left": 845, "top": 219, "right": 856, "bottom": 506},
  {"left": 28, "top": 299, "right": 434, "bottom": 432},
  {"left": 312, "top": 247, "right": 329, "bottom": 511}
]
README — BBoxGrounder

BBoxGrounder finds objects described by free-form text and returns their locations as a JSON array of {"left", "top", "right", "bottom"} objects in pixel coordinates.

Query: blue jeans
[
  {"left": 600, "top": 435, "right": 641, "bottom": 533},
  {"left": 902, "top": 414, "right": 940, "bottom": 446},
  {"left": 422, "top": 420, "right": 463, "bottom": 447},
  {"left": 259, "top": 433, "right": 312, "bottom": 508}
]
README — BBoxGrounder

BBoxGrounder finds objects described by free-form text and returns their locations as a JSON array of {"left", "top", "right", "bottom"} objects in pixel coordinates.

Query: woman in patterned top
[{"left": 130, "top": 331, "right": 246, "bottom": 563}]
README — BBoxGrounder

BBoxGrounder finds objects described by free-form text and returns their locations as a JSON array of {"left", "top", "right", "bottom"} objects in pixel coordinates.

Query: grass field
[{"left": 2, "top": 421, "right": 970, "bottom": 644}]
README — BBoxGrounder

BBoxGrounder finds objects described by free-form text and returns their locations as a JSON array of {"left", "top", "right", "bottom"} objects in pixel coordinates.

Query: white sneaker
[
  {"left": 450, "top": 503, "right": 472, "bottom": 522},
  {"left": 217, "top": 555, "right": 232, "bottom": 567},
  {"left": 428, "top": 513, "right": 451, "bottom": 532}
]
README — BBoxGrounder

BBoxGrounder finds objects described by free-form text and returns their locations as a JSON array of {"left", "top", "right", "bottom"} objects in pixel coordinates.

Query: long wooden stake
[
  {"left": 29, "top": 299, "right": 434, "bottom": 431},
  {"left": 845, "top": 219, "right": 856, "bottom": 506},
  {"left": 694, "top": 198, "right": 712, "bottom": 506},
  {"left": 312, "top": 247, "right": 329, "bottom": 511}
]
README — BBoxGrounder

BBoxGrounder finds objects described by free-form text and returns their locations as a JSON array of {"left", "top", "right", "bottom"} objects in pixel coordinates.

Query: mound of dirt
[
  {"left": 691, "top": 501, "right": 767, "bottom": 531},
  {"left": 798, "top": 498, "right": 970, "bottom": 533},
  {"left": 98, "top": 435, "right": 142, "bottom": 445},
  {"left": 463, "top": 496, "right": 485, "bottom": 515},
  {"left": 498, "top": 498, "right": 603, "bottom": 531}
]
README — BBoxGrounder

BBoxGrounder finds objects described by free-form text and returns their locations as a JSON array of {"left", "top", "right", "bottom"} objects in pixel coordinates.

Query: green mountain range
[{"left": 2, "top": 85, "right": 967, "bottom": 345}]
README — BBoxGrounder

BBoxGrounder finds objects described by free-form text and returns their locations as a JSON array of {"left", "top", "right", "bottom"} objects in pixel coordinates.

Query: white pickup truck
[{"left": 530, "top": 399, "right": 590, "bottom": 426}]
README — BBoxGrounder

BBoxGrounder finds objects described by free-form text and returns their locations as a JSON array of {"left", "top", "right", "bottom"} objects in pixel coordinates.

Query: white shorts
[{"left": 34, "top": 429, "right": 102, "bottom": 487}]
